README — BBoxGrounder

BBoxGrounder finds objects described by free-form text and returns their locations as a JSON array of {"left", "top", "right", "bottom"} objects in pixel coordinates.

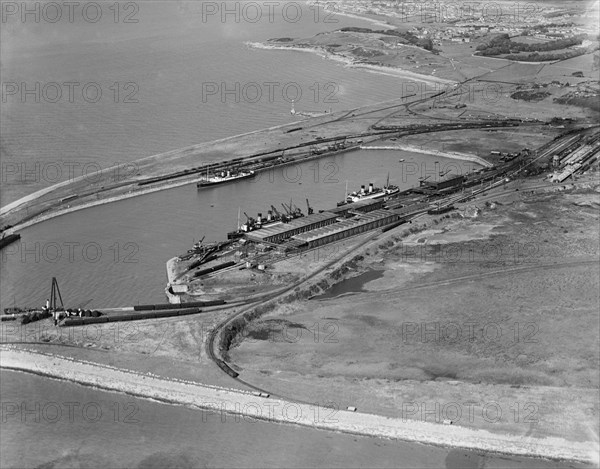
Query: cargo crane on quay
[
  {"left": 176, "top": 135, "right": 588, "bottom": 293},
  {"left": 225, "top": 198, "right": 310, "bottom": 240}
]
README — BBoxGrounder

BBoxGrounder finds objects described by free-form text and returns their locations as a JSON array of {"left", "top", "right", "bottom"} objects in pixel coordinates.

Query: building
[
  {"left": 292, "top": 210, "right": 400, "bottom": 248},
  {"left": 419, "top": 174, "right": 465, "bottom": 191},
  {"left": 245, "top": 212, "right": 339, "bottom": 244}
]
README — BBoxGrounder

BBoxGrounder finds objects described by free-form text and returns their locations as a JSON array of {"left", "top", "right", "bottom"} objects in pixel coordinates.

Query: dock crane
[
  {"left": 306, "top": 198, "right": 314, "bottom": 215},
  {"left": 49, "top": 277, "right": 64, "bottom": 312},
  {"left": 273, "top": 205, "right": 290, "bottom": 223},
  {"left": 290, "top": 201, "right": 300, "bottom": 215},
  {"left": 242, "top": 212, "right": 256, "bottom": 231},
  {"left": 439, "top": 169, "right": 451, "bottom": 178},
  {"left": 288, "top": 198, "right": 303, "bottom": 217},
  {"left": 271, "top": 205, "right": 286, "bottom": 221},
  {"left": 191, "top": 235, "right": 205, "bottom": 249}
]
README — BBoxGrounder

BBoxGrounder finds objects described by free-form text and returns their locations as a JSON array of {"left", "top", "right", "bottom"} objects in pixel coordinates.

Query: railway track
[
  {"left": 203, "top": 145, "right": 599, "bottom": 402},
  {"left": 204, "top": 226, "right": 391, "bottom": 400}
]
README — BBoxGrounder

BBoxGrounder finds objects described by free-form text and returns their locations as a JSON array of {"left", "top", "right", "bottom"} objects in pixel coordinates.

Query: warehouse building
[
  {"left": 292, "top": 209, "right": 400, "bottom": 248},
  {"left": 419, "top": 174, "right": 465, "bottom": 191},
  {"left": 326, "top": 198, "right": 385, "bottom": 217},
  {"left": 245, "top": 211, "right": 339, "bottom": 244}
]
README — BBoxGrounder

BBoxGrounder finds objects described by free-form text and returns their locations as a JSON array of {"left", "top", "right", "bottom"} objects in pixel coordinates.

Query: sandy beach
[{"left": 246, "top": 42, "right": 456, "bottom": 85}]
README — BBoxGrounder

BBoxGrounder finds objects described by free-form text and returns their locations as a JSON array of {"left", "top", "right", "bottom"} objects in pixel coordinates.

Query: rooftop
[
  {"left": 293, "top": 209, "right": 397, "bottom": 243},
  {"left": 246, "top": 211, "right": 340, "bottom": 241}
]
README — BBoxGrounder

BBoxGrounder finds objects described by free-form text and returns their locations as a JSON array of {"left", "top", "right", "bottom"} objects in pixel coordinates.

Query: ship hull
[
  {"left": 197, "top": 172, "right": 255, "bottom": 188},
  {"left": 0, "top": 233, "right": 20, "bottom": 251},
  {"left": 345, "top": 186, "right": 399, "bottom": 204}
]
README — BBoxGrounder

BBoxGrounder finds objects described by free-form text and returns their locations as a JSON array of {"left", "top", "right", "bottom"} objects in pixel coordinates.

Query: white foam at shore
[{"left": 1, "top": 348, "right": 597, "bottom": 464}]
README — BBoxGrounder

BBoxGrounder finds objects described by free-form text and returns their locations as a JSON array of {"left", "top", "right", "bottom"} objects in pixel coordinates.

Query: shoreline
[
  {"left": 359, "top": 144, "right": 494, "bottom": 167},
  {"left": 1, "top": 348, "right": 596, "bottom": 464},
  {"left": 309, "top": 4, "right": 393, "bottom": 30},
  {"left": 0, "top": 118, "right": 310, "bottom": 218},
  {"left": 0, "top": 132, "right": 494, "bottom": 235},
  {"left": 247, "top": 42, "right": 456, "bottom": 85}
]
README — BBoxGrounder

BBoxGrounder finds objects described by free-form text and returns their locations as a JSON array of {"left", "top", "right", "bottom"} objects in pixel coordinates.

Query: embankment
[{"left": 0, "top": 348, "right": 595, "bottom": 463}]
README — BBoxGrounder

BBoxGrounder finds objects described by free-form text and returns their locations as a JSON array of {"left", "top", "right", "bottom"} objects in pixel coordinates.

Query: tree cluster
[
  {"left": 339, "top": 27, "right": 434, "bottom": 51},
  {"left": 476, "top": 34, "right": 587, "bottom": 57}
]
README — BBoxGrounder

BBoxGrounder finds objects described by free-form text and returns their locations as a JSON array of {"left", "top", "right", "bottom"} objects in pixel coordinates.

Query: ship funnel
[
  {"left": 360, "top": 185, "right": 365, "bottom": 195},
  {"left": 257, "top": 213, "right": 262, "bottom": 224},
  {"left": 226, "top": 170, "right": 231, "bottom": 177},
  {"left": 267, "top": 210, "right": 272, "bottom": 222},
  {"left": 369, "top": 183, "right": 374, "bottom": 193}
]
